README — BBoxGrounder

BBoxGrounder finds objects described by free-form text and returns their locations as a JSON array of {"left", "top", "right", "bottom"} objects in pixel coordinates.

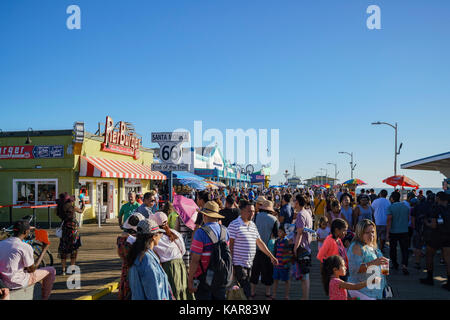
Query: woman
[
  {"left": 326, "top": 200, "right": 348, "bottom": 227},
  {"left": 340, "top": 195, "right": 354, "bottom": 231},
  {"left": 127, "top": 219, "right": 173, "bottom": 300},
  {"left": 57, "top": 193, "right": 83, "bottom": 275},
  {"left": 116, "top": 212, "right": 145, "bottom": 300},
  {"left": 352, "top": 195, "right": 374, "bottom": 229},
  {"left": 150, "top": 212, "right": 193, "bottom": 300},
  {"left": 347, "top": 219, "right": 389, "bottom": 300}
]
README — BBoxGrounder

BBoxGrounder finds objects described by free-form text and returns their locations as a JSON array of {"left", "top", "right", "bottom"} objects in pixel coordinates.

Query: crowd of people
[
  {"left": 114, "top": 185, "right": 450, "bottom": 300},
  {"left": 0, "top": 185, "right": 448, "bottom": 301}
]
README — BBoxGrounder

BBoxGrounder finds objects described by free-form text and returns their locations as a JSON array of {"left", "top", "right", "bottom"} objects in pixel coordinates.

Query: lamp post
[
  {"left": 327, "top": 162, "right": 339, "bottom": 185},
  {"left": 320, "top": 168, "right": 327, "bottom": 185},
  {"left": 371, "top": 121, "right": 402, "bottom": 176},
  {"left": 339, "top": 151, "right": 356, "bottom": 179}
]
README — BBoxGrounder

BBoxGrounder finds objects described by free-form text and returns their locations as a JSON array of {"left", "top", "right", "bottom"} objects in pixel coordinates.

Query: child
[
  {"left": 272, "top": 227, "right": 293, "bottom": 300},
  {"left": 316, "top": 216, "right": 330, "bottom": 251},
  {"left": 321, "top": 255, "right": 372, "bottom": 300},
  {"left": 317, "top": 219, "right": 349, "bottom": 280}
]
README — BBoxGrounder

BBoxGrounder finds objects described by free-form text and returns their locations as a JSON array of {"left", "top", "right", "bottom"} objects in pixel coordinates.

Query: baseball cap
[{"left": 149, "top": 211, "right": 168, "bottom": 227}]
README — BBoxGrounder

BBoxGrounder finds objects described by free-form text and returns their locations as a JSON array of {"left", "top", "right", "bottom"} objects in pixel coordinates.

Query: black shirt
[{"left": 219, "top": 208, "right": 241, "bottom": 228}]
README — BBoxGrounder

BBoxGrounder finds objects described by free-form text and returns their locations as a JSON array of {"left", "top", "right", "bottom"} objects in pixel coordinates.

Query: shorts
[
  {"left": 273, "top": 268, "right": 290, "bottom": 282},
  {"left": 376, "top": 225, "right": 387, "bottom": 241},
  {"left": 412, "top": 230, "right": 424, "bottom": 249},
  {"left": 250, "top": 250, "right": 274, "bottom": 286}
]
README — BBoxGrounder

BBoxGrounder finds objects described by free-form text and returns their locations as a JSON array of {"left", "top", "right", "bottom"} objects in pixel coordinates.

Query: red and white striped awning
[{"left": 79, "top": 156, "right": 167, "bottom": 180}]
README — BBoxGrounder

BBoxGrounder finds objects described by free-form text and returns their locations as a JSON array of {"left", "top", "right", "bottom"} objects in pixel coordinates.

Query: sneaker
[{"left": 420, "top": 277, "right": 434, "bottom": 286}]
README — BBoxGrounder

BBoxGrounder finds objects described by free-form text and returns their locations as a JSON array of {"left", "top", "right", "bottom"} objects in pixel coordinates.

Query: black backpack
[{"left": 199, "top": 224, "right": 233, "bottom": 290}]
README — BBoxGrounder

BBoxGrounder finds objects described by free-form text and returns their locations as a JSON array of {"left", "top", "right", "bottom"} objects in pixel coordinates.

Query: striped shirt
[
  {"left": 274, "top": 238, "right": 293, "bottom": 269},
  {"left": 190, "top": 222, "right": 229, "bottom": 278},
  {"left": 228, "top": 216, "right": 261, "bottom": 268}
]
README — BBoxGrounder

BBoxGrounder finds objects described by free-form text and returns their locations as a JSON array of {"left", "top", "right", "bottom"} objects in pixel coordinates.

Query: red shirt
[{"left": 317, "top": 235, "right": 349, "bottom": 268}]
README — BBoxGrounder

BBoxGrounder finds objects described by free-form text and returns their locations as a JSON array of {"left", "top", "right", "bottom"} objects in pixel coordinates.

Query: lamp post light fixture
[
  {"left": 339, "top": 151, "right": 356, "bottom": 179},
  {"left": 25, "top": 128, "right": 33, "bottom": 145},
  {"left": 371, "top": 121, "right": 402, "bottom": 176},
  {"left": 327, "top": 162, "right": 339, "bottom": 184}
]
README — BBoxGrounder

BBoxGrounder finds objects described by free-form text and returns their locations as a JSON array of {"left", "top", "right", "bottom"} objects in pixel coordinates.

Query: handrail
[
  {"left": 0, "top": 204, "right": 57, "bottom": 228},
  {"left": 0, "top": 204, "right": 57, "bottom": 209}
]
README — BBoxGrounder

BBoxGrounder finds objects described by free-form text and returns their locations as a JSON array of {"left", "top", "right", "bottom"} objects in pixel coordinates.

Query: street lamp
[
  {"left": 371, "top": 121, "right": 402, "bottom": 176},
  {"left": 25, "top": 128, "right": 33, "bottom": 144},
  {"left": 320, "top": 168, "right": 327, "bottom": 185},
  {"left": 327, "top": 162, "right": 339, "bottom": 185},
  {"left": 339, "top": 151, "right": 356, "bottom": 179}
]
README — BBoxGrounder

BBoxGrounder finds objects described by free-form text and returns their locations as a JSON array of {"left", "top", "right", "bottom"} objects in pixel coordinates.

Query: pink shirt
[
  {"left": 0, "top": 237, "right": 34, "bottom": 289},
  {"left": 329, "top": 277, "right": 348, "bottom": 300}
]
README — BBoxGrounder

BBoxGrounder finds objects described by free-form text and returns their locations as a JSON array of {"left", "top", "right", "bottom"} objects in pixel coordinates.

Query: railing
[{"left": 0, "top": 204, "right": 57, "bottom": 228}]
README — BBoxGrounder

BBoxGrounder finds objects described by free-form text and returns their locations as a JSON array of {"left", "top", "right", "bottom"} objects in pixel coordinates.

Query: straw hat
[
  {"left": 255, "top": 196, "right": 267, "bottom": 205},
  {"left": 199, "top": 201, "right": 224, "bottom": 219},
  {"left": 258, "top": 199, "right": 275, "bottom": 213}
]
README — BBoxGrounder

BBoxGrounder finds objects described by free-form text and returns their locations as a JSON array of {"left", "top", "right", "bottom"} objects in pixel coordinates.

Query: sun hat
[
  {"left": 136, "top": 219, "right": 165, "bottom": 235},
  {"left": 122, "top": 212, "right": 145, "bottom": 232},
  {"left": 255, "top": 196, "right": 267, "bottom": 205},
  {"left": 259, "top": 199, "right": 276, "bottom": 213},
  {"left": 149, "top": 211, "right": 168, "bottom": 227},
  {"left": 199, "top": 201, "right": 224, "bottom": 219}
]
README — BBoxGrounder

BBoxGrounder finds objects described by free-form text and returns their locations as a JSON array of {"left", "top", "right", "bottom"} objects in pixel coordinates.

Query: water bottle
[{"left": 205, "top": 269, "right": 214, "bottom": 286}]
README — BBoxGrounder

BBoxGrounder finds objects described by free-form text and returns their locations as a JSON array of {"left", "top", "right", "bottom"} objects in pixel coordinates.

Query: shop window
[
  {"left": 14, "top": 179, "right": 57, "bottom": 205},
  {"left": 79, "top": 182, "right": 92, "bottom": 205}
]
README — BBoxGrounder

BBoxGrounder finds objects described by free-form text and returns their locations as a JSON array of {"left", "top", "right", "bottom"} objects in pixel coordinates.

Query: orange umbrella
[{"left": 382, "top": 175, "right": 419, "bottom": 189}]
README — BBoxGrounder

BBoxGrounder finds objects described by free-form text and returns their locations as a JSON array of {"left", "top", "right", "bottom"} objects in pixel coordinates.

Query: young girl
[
  {"left": 317, "top": 218, "right": 349, "bottom": 279},
  {"left": 316, "top": 216, "right": 330, "bottom": 251},
  {"left": 321, "top": 255, "right": 370, "bottom": 300},
  {"left": 272, "top": 227, "right": 293, "bottom": 300}
]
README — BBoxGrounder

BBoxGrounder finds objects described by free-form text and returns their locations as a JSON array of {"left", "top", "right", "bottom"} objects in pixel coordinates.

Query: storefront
[{"left": 0, "top": 117, "right": 166, "bottom": 225}]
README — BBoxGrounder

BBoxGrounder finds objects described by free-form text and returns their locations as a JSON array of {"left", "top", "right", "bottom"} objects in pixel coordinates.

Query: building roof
[
  {"left": 401, "top": 151, "right": 450, "bottom": 178},
  {"left": 305, "top": 176, "right": 338, "bottom": 182},
  {"left": 0, "top": 129, "right": 73, "bottom": 137}
]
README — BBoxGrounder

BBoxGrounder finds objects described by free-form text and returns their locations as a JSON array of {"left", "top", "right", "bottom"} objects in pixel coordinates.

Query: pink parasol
[{"left": 172, "top": 194, "right": 199, "bottom": 231}]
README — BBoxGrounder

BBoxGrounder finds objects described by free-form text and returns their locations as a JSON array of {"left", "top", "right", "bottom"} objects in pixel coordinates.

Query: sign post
[{"left": 151, "top": 132, "right": 190, "bottom": 203}]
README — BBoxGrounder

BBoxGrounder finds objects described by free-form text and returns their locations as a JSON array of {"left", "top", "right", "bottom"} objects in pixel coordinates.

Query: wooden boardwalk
[{"left": 43, "top": 221, "right": 449, "bottom": 300}]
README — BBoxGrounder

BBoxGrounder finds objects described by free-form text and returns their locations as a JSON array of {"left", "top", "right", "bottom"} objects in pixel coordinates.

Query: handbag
[
  {"left": 55, "top": 222, "right": 64, "bottom": 238},
  {"left": 226, "top": 281, "right": 247, "bottom": 300}
]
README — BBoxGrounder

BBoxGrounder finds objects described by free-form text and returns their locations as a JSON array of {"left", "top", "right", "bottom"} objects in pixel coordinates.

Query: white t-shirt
[
  {"left": 371, "top": 197, "right": 391, "bottom": 226},
  {"left": 153, "top": 229, "right": 186, "bottom": 263},
  {"left": 316, "top": 226, "right": 331, "bottom": 250},
  {"left": 0, "top": 237, "right": 34, "bottom": 289}
]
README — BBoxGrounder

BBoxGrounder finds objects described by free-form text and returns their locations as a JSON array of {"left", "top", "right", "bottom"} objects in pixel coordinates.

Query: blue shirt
[
  {"left": 128, "top": 249, "right": 172, "bottom": 300},
  {"left": 387, "top": 202, "right": 410, "bottom": 234},
  {"left": 136, "top": 204, "right": 154, "bottom": 218},
  {"left": 280, "top": 203, "right": 293, "bottom": 224}
]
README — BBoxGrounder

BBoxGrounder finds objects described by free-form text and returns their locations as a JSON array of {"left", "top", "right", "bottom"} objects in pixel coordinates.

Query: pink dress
[{"left": 329, "top": 277, "right": 348, "bottom": 300}]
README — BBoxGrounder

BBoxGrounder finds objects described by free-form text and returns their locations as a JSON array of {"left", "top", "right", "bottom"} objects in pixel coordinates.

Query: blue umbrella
[{"left": 178, "top": 179, "right": 207, "bottom": 191}]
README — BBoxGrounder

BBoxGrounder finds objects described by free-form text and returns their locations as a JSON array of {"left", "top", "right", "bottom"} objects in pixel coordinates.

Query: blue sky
[{"left": 0, "top": 0, "right": 448, "bottom": 187}]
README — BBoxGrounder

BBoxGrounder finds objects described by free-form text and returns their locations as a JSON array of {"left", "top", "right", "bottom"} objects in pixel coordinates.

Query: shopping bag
[{"left": 226, "top": 284, "right": 247, "bottom": 300}]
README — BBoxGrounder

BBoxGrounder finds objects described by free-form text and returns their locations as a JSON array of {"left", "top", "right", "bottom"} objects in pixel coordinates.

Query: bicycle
[{"left": 0, "top": 215, "right": 54, "bottom": 268}]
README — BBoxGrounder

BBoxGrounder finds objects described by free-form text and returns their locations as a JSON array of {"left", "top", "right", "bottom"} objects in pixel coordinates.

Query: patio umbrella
[
  {"left": 382, "top": 175, "right": 420, "bottom": 189},
  {"left": 178, "top": 179, "right": 207, "bottom": 191},
  {"left": 342, "top": 179, "right": 367, "bottom": 186},
  {"left": 322, "top": 184, "right": 331, "bottom": 189}
]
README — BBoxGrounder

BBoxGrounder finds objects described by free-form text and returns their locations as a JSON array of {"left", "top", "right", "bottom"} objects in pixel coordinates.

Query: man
[
  {"left": 279, "top": 194, "right": 294, "bottom": 226},
  {"left": 248, "top": 189, "right": 255, "bottom": 201},
  {"left": 371, "top": 190, "right": 390, "bottom": 251},
  {"left": 188, "top": 201, "right": 229, "bottom": 300},
  {"left": 0, "top": 220, "right": 56, "bottom": 300},
  {"left": 293, "top": 194, "right": 313, "bottom": 300},
  {"left": 313, "top": 191, "right": 326, "bottom": 229},
  {"left": 250, "top": 199, "right": 279, "bottom": 299},
  {"left": 118, "top": 192, "right": 140, "bottom": 228},
  {"left": 194, "top": 191, "right": 212, "bottom": 231},
  {"left": 228, "top": 200, "right": 278, "bottom": 299},
  {"left": 386, "top": 191, "right": 411, "bottom": 275},
  {"left": 420, "top": 192, "right": 450, "bottom": 290},
  {"left": 411, "top": 193, "right": 433, "bottom": 270},
  {"left": 136, "top": 191, "right": 156, "bottom": 218},
  {"left": 219, "top": 195, "right": 240, "bottom": 228},
  {"left": 254, "top": 196, "right": 266, "bottom": 214},
  {"left": 369, "top": 189, "right": 378, "bottom": 203}
]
